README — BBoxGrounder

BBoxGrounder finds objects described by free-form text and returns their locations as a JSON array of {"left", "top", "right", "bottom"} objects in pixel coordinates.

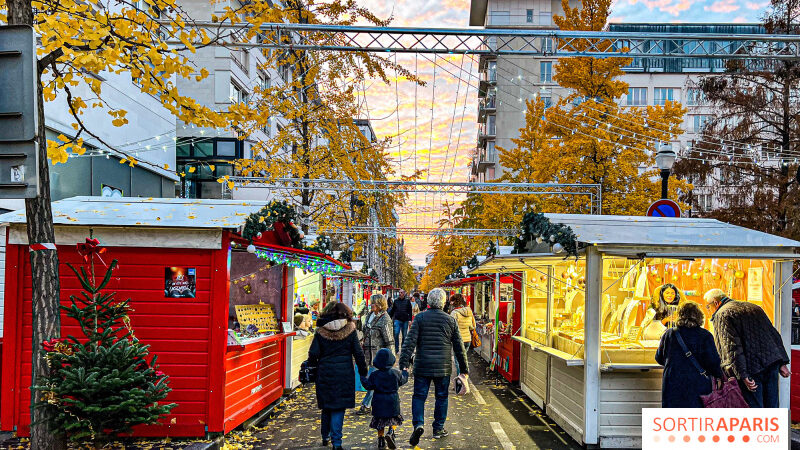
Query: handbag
[
  {"left": 470, "top": 328, "right": 482, "bottom": 348},
  {"left": 701, "top": 377, "right": 750, "bottom": 408},
  {"left": 674, "top": 330, "right": 749, "bottom": 408},
  {"left": 299, "top": 359, "right": 317, "bottom": 384}
]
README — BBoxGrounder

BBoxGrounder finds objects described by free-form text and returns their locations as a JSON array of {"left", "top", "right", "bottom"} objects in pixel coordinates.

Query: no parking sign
[{"left": 646, "top": 199, "right": 682, "bottom": 217}]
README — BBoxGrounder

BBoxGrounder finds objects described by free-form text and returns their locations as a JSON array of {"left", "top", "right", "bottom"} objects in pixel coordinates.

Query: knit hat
[{"left": 372, "top": 348, "right": 396, "bottom": 370}]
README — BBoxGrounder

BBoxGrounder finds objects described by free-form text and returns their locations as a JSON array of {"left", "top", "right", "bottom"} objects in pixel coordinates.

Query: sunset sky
[{"left": 358, "top": 0, "right": 771, "bottom": 265}]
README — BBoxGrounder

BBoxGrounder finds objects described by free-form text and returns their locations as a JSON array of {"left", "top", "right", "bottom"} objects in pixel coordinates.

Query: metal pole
[{"left": 660, "top": 168, "right": 670, "bottom": 199}]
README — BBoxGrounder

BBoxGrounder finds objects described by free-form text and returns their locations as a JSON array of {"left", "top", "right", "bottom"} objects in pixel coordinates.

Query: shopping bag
[
  {"left": 355, "top": 362, "right": 367, "bottom": 392},
  {"left": 470, "top": 328, "right": 482, "bottom": 348},
  {"left": 453, "top": 374, "right": 470, "bottom": 396},
  {"left": 701, "top": 377, "right": 749, "bottom": 408}
]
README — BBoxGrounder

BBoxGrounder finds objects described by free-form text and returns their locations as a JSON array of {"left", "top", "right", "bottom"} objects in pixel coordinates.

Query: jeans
[
  {"left": 740, "top": 362, "right": 781, "bottom": 408},
  {"left": 394, "top": 320, "right": 409, "bottom": 353},
  {"left": 321, "top": 408, "right": 345, "bottom": 446},
  {"left": 412, "top": 375, "right": 450, "bottom": 430},
  {"left": 361, "top": 366, "right": 378, "bottom": 406}
]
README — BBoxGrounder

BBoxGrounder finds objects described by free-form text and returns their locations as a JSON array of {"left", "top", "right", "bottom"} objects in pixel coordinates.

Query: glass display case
[{"left": 521, "top": 257, "right": 775, "bottom": 364}]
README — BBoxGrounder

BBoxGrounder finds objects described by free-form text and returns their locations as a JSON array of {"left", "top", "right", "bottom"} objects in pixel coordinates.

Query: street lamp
[{"left": 656, "top": 142, "right": 676, "bottom": 199}]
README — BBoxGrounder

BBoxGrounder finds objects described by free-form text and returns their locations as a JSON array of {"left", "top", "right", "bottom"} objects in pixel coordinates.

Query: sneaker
[
  {"left": 321, "top": 438, "right": 329, "bottom": 446},
  {"left": 355, "top": 405, "right": 370, "bottom": 415},
  {"left": 378, "top": 436, "right": 387, "bottom": 449},
  {"left": 386, "top": 428, "right": 397, "bottom": 449},
  {"left": 433, "top": 428, "right": 449, "bottom": 439},
  {"left": 409, "top": 426, "right": 424, "bottom": 446}
]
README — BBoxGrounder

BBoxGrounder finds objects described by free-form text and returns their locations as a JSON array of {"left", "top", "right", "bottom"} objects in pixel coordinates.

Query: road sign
[
  {"left": 0, "top": 25, "right": 40, "bottom": 199},
  {"left": 646, "top": 199, "right": 682, "bottom": 218}
]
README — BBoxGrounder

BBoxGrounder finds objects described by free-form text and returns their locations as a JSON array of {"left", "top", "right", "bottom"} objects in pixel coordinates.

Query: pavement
[{"left": 232, "top": 351, "right": 581, "bottom": 449}]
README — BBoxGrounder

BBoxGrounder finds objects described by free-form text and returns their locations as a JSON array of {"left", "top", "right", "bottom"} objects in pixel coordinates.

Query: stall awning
[
  {"left": 244, "top": 242, "right": 350, "bottom": 275},
  {"left": 470, "top": 214, "right": 800, "bottom": 275},
  {"left": 0, "top": 196, "right": 269, "bottom": 230},
  {"left": 440, "top": 275, "right": 493, "bottom": 287}
]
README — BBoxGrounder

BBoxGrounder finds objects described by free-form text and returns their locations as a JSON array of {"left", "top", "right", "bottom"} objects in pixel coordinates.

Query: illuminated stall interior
[{"left": 470, "top": 214, "right": 798, "bottom": 449}]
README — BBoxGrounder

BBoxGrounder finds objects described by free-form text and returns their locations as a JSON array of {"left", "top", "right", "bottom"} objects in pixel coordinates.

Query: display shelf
[
  {"left": 512, "top": 336, "right": 584, "bottom": 366},
  {"left": 600, "top": 363, "right": 663, "bottom": 371}
]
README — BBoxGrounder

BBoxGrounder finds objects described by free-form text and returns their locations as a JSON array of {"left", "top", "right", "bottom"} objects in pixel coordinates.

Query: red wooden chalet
[{"left": 0, "top": 197, "right": 347, "bottom": 437}]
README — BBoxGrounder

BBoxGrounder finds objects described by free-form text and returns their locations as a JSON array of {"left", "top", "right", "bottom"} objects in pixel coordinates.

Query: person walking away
[
  {"left": 357, "top": 293, "right": 395, "bottom": 415},
  {"left": 361, "top": 348, "right": 408, "bottom": 449},
  {"left": 390, "top": 290, "right": 413, "bottom": 354},
  {"left": 450, "top": 293, "right": 476, "bottom": 368},
  {"left": 308, "top": 303, "right": 368, "bottom": 450},
  {"left": 399, "top": 288, "right": 469, "bottom": 446},
  {"left": 655, "top": 302, "right": 723, "bottom": 407},
  {"left": 705, "top": 288, "right": 790, "bottom": 408}
]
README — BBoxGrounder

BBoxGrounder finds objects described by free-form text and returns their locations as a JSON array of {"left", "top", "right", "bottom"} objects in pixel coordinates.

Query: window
[
  {"left": 626, "top": 87, "right": 647, "bottom": 106},
  {"left": 279, "top": 63, "right": 290, "bottom": 83},
  {"left": 526, "top": 9, "right": 534, "bottom": 23},
  {"left": 540, "top": 61, "right": 553, "bottom": 83},
  {"left": 217, "top": 140, "right": 237, "bottom": 157},
  {"left": 486, "top": 61, "right": 497, "bottom": 82},
  {"left": 687, "top": 88, "right": 705, "bottom": 106},
  {"left": 259, "top": 71, "right": 271, "bottom": 91},
  {"left": 543, "top": 37, "right": 554, "bottom": 53},
  {"left": 654, "top": 88, "right": 675, "bottom": 106},
  {"left": 692, "top": 115, "right": 710, "bottom": 133},
  {"left": 489, "top": 10, "right": 510, "bottom": 26},
  {"left": 485, "top": 141, "right": 497, "bottom": 161},
  {"left": 487, "top": 115, "right": 496, "bottom": 135},
  {"left": 542, "top": 96, "right": 553, "bottom": 109},
  {"left": 229, "top": 80, "right": 248, "bottom": 103}
]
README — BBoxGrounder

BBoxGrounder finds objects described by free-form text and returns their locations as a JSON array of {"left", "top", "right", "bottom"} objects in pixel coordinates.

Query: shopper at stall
[
  {"left": 390, "top": 289, "right": 413, "bottom": 353},
  {"left": 308, "top": 303, "right": 368, "bottom": 450},
  {"left": 294, "top": 313, "right": 313, "bottom": 337},
  {"left": 399, "top": 288, "right": 469, "bottom": 446},
  {"left": 655, "top": 302, "right": 723, "bottom": 407},
  {"left": 705, "top": 288, "right": 791, "bottom": 408},
  {"left": 361, "top": 348, "right": 408, "bottom": 449},
  {"left": 357, "top": 293, "right": 395, "bottom": 415},
  {"left": 450, "top": 294, "right": 476, "bottom": 352}
]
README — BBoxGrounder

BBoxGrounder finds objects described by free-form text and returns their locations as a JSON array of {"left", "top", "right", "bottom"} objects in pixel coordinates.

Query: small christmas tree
[{"left": 35, "top": 239, "right": 175, "bottom": 445}]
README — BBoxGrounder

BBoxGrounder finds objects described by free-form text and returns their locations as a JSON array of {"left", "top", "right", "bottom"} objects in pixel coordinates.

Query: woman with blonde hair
[{"left": 356, "top": 293, "right": 395, "bottom": 417}]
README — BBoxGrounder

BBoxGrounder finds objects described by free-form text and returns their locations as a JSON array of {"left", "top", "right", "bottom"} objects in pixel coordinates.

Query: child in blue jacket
[{"left": 361, "top": 348, "right": 408, "bottom": 449}]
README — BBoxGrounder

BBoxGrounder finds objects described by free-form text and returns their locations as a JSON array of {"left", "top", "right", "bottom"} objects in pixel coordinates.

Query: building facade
[{"left": 468, "top": 0, "right": 769, "bottom": 215}]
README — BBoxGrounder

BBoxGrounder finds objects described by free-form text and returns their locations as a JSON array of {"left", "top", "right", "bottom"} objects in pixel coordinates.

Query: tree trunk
[{"left": 6, "top": 1, "right": 65, "bottom": 449}]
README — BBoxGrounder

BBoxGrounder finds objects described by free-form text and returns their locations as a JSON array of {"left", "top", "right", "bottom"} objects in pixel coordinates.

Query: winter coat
[
  {"left": 398, "top": 308, "right": 469, "bottom": 377},
  {"left": 655, "top": 326, "right": 723, "bottom": 408},
  {"left": 711, "top": 298, "right": 789, "bottom": 379},
  {"left": 308, "top": 316, "right": 368, "bottom": 410},
  {"left": 362, "top": 349, "right": 409, "bottom": 419},
  {"left": 390, "top": 296, "right": 413, "bottom": 322},
  {"left": 450, "top": 307, "right": 476, "bottom": 343},
  {"left": 362, "top": 310, "right": 394, "bottom": 364}
]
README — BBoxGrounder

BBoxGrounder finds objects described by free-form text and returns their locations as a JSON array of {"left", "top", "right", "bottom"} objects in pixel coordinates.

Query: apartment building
[{"left": 469, "top": 0, "right": 769, "bottom": 214}]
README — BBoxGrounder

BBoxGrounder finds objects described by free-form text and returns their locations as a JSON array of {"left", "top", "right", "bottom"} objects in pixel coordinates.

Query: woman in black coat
[
  {"left": 308, "top": 303, "right": 368, "bottom": 450},
  {"left": 655, "top": 301, "right": 723, "bottom": 408}
]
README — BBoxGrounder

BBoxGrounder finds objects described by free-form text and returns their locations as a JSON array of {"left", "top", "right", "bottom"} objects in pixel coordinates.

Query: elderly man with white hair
[
  {"left": 704, "top": 288, "right": 790, "bottom": 408},
  {"left": 398, "top": 287, "right": 468, "bottom": 446}
]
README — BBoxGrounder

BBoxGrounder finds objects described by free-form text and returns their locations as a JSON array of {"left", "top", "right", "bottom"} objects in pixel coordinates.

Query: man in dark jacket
[
  {"left": 390, "top": 290, "right": 413, "bottom": 353},
  {"left": 399, "top": 288, "right": 468, "bottom": 446},
  {"left": 705, "top": 289, "right": 790, "bottom": 408}
]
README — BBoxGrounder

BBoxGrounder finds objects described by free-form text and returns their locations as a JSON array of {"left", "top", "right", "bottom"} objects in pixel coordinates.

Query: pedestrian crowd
[{"left": 305, "top": 287, "right": 470, "bottom": 449}]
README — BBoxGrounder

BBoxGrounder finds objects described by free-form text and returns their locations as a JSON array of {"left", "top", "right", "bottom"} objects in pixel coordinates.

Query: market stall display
[
  {"left": 470, "top": 214, "right": 798, "bottom": 448},
  {"left": 0, "top": 197, "right": 347, "bottom": 437}
]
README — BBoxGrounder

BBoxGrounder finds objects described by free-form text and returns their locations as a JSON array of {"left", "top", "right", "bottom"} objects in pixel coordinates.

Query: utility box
[{"left": 0, "top": 25, "right": 39, "bottom": 198}]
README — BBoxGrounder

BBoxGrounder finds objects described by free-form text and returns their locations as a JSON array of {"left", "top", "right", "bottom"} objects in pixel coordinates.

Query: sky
[{"left": 356, "top": 0, "right": 771, "bottom": 266}]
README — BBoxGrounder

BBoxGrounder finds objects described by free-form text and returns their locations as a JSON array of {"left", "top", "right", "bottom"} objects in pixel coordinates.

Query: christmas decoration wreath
[
  {"left": 242, "top": 200, "right": 304, "bottom": 249},
  {"left": 513, "top": 212, "right": 582, "bottom": 258}
]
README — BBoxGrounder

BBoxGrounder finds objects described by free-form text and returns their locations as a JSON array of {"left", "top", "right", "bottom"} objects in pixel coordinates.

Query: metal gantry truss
[
  {"left": 191, "top": 22, "right": 800, "bottom": 59},
  {"left": 232, "top": 177, "right": 602, "bottom": 213},
  {"left": 324, "top": 227, "right": 518, "bottom": 237}
]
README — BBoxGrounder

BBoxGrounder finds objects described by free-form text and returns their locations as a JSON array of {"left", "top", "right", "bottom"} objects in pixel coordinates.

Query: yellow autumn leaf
[{"left": 188, "top": 167, "right": 196, "bottom": 173}]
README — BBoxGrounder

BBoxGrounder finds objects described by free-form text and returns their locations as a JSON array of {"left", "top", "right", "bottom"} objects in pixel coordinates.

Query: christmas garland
[
  {"left": 467, "top": 255, "right": 480, "bottom": 270},
  {"left": 339, "top": 248, "right": 352, "bottom": 263},
  {"left": 242, "top": 200, "right": 304, "bottom": 249},
  {"left": 445, "top": 266, "right": 466, "bottom": 281},
  {"left": 486, "top": 240, "right": 497, "bottom": 258},
  {"left": 513, "top": 212, "right": 582, "bottom": 258}
]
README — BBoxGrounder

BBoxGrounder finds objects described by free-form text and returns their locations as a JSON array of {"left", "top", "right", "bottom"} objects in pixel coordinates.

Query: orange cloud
[{"left": 705, "top": 0, "right": 740, "bottom": 13}]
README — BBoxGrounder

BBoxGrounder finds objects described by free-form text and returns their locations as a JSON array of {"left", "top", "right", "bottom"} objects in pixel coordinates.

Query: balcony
[
  {"left": 478, "top": 97, "right": 496, "bottom": 123},
  {"left": 479, "top": 67, "right": 497, "bottom": 98},
  {"left": 478, "top": 123, "right": 496, "bottom": 142},
  {"left": 473, "top": 145, "right": 498, "bottom": 174}
]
